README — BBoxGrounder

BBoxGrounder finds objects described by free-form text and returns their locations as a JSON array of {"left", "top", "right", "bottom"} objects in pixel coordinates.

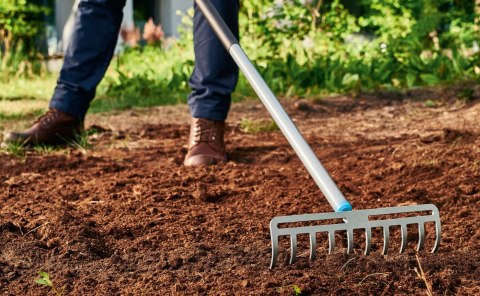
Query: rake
[{"left": 195, "top": 0, "right": 442, "bottom": 269}]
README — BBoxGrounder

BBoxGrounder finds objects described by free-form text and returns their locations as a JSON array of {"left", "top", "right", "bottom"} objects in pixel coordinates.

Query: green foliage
[
  {"left": 98, "top": 0, "right": 479, "bottom": 108},
  {"left": 424, "top": 99, "right": 438, "bottom": 108},
  {"left": 292, "top": 284, "right": 303, "bottom": 296},
  {"left": 63, "top": 131, "right": 90, "bottom": 155},
  {"left": 0, "top": 109, "right": 45, "bottom": 122},
  {"left": 95, "top": 10, "right": 195, "bottom": 111},
  {"left": 0, "top": 0, "right": 49, "bottom": 79},
  {"left": 458, "top": 87, "right": 475, "bottom": 103},
  {"left": 35, "top": 271, "right": 62, "bottom": 296},
  {"left": 237, "top": 0, "right": 479, "bottom": 94},
  {"left": 239, "top": 118, "right": 279, "bottom": 134},
  {"left": 33, "top": 144, "right": 56, "bottom": 154},
  {"left": 1, "top": 140, "right": 26, "bottom": 158},
  {"left": 0, "top": 0, "right": 46, "bottom": 38},
  {"left": 35, "top": 271, "right": 53, "bottom": 287}
]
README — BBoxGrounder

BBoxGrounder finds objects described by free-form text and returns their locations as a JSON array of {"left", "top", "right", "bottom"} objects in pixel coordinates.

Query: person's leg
[
  {"left": 50, "top": 0, "right": 126, "bottom": 119},
  {"left": 184, "top": 0, "right": 240, "bottom": 166},
  {"left": 2, "top": 0, "right": 126, "bottom": 146},
  {"left": 188, "top": 0, "right": 240, "bottom": 121}
]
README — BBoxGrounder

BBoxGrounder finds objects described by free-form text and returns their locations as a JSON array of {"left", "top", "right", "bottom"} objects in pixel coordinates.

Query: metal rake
[
  {"left": 195, "top": 0, "right": 442, "bottom": 269},
  {"left": 270, "top": 204, "right": 441, "bottom": 267}
]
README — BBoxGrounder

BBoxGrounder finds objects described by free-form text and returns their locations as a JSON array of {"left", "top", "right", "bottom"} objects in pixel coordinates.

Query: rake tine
[
  {"left": 382, "top": 226, "right": 390, "bottom": 255},
  {"left": 417, "top": 223, "right": 425, "bottom": 252},
  {"left": 289, "top": 235, "right": 297, "bottom": 264},
  {"left": 432, "top": 221, "right": 441, "bottom": 253},
  {"left": 270, "top": 235, "right": 279, "bottom": 269},
  {"left": 400, "top": 224, "right": 408, "bottom": 253},
  {"left": 347, "top": 229, "right": 354, "bottom": 254},
  {"left": 364, "top": 228, "right": 372, "bottom": 255},
  {"left": 328, "top": 231, "right": 335, "bottom": 254},
  {"left": 309, "top": 233, "right": 317, "bottom": 260}
]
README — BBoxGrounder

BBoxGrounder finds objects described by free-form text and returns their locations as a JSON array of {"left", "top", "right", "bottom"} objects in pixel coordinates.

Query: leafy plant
[
  {"left": 0, "top": 0, "right": 49, "bottom": 79},
  {"left": 95, "top": 17, "right": 194, "bottom": 112},
  {"left": 292, "top": 284, "right": 303, "bottom": 296},
  {"left": 96, "top": 0, "right": 479, "bottom": 110},
  {"left": 35, "top": 271, "right": 62, "bottom": 296}
]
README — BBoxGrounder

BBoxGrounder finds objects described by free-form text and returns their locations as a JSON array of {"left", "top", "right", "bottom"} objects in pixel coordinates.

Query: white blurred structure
[
  {"left": 157, "top": 0, "right": 191, "bottom": 38},
  {"left": 51, "top": 0, "right": 191, "bottom": 54}
]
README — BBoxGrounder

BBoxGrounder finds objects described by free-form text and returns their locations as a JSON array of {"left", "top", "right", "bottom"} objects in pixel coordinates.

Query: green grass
[
  {"left": 88, "top": 44, "right": 195, "bottom": 113},
  {"left": 32, "top": 144, "right": 57, "bottom": 154},
  {"left": 0, "top": 133, "right": 91, "bottom": 157},
  {"left": 0, "top": 76, "right": 54, "bottom": 130},
  {"left": 0, "top": 109, "right": 46, "bottom": 142},
  {"left": 65, "top": 132, "right": 91, "bottom": 155},
  {"left": 239, "top": 118, "right": 279, "bottom": 134},
  {"left": 424, "top": 99, "right": 438, "bottom": 108},
  {"left": 0, "top": 76, "right": 56, "bottom": 102},
  {"left": 0, "top": 65, "right": 188, "bottom": 121},
  {"left": 0, "top": 109, "right": 45, "bottom": 121},
  {"left": 1, "top": 141, "right": 27, "bottom": 157},
  {"left": 90, "top": 89, "right": 189, "bottom": 114}
]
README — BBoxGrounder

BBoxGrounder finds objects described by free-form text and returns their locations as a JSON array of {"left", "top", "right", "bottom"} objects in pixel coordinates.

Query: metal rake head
[{"left": 269, "top": 204, "right": 441, "bottom": 268}]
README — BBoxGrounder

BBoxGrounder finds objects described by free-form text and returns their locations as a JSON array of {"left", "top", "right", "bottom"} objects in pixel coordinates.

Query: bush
[
  {"left": 99, "top": 0, "right": 479, "bottom": 107},
  {"left": 92, "top": 45, "right": 194, "bottom": 113},
  {"left": 237, "top": 0, "right": 479, "bottom": 93},
  {"left": 0, "top": 0, "right": 49, "bottom": 80},
  {"left": 93, "top": 10, "right": 195, "bottom": 112}
]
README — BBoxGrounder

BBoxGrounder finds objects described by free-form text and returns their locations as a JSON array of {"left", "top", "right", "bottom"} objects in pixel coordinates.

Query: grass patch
[
  {"left": 0, "top": 109, "right": 46, "bottom": 140},
  {"left": 240, "top": 118, "right": 279, "bottom": 134},
  {"left": 0, "top": 109, "right": 45, "bottom": 121},
  {"left": 65, "top": 132, "right": 91, "bottom": 155},
  {"left": 90, "top": 43, "right": 194, "bottom": 114},
  {"left": 1, "top": 141, "right": 27, "bottom": 158},
  {"left": 32, "top": 144, "right": 57, "bottom": 154},
  {"left": 90, "top": 89, "right": 189, "bottom": 114},
  {"left": 0, "top": 135, "right": 91, "bottom": 158},
  {"left": 0, "top": 76, "right": 56, "bottom": 101},
  {"left": 0, "top": 77, "right": 53, "bottom": 130},
  {"left": 424, "top": 100, "right": 438, "bottom": 108}
]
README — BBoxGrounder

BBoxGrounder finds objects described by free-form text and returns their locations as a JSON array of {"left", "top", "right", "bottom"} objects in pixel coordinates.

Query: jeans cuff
[
  {"left": 188, "top": 103, "right": 230, "bottom": 121},
  {"left": 49, "top": 89, "right": 90, "bottom": 119}
]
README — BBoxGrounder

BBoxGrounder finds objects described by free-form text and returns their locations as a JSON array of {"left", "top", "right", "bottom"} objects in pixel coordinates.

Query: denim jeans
[{"left": 50, "top": 0, "right": 239, "bottom": 121}]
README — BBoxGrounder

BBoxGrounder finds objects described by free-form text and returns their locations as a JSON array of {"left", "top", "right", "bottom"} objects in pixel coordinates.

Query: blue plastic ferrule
[{"left": 336, "top": 201, "right": 353, "bottom": 212}]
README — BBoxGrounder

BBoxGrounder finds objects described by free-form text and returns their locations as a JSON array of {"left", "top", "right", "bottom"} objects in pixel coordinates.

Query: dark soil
[{"left": 1, "top": 88, "right": 479, "bottom": 295}]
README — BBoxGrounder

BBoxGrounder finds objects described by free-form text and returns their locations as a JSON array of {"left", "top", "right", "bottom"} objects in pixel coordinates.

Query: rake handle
[{"left": 195, "top": 0, "right": 352, "bottom": 212}]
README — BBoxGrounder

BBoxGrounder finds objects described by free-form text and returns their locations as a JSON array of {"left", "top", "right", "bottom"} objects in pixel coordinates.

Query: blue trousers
[{"left": 50, "top": 0, "right": 239, "bottom": 121}]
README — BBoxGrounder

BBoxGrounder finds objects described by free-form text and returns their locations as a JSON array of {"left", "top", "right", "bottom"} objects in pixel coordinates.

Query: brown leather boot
[
  {"left": 2, "top": 109, "right": 84, "bottom": 146},
  {"left": 184, "top": 118, "right": 227, "bottom": 166}
]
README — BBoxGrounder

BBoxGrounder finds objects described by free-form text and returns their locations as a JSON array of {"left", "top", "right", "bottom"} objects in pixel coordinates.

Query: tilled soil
[{"left": 1, "top": 89, "right": 479, "bottom": 295}]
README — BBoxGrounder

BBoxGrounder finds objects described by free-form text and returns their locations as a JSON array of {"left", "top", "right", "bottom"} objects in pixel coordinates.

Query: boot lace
[
  {"left": 35, "top": 109, "right": 60, "bottom": 128},
  {"left": 193, "top": 119, "right": 219, "bottom": 144}
]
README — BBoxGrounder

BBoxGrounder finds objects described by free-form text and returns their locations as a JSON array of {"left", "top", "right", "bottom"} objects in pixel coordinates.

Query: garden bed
[{"left": 1, "top": 88, "right": 479, "bottom": 295}]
